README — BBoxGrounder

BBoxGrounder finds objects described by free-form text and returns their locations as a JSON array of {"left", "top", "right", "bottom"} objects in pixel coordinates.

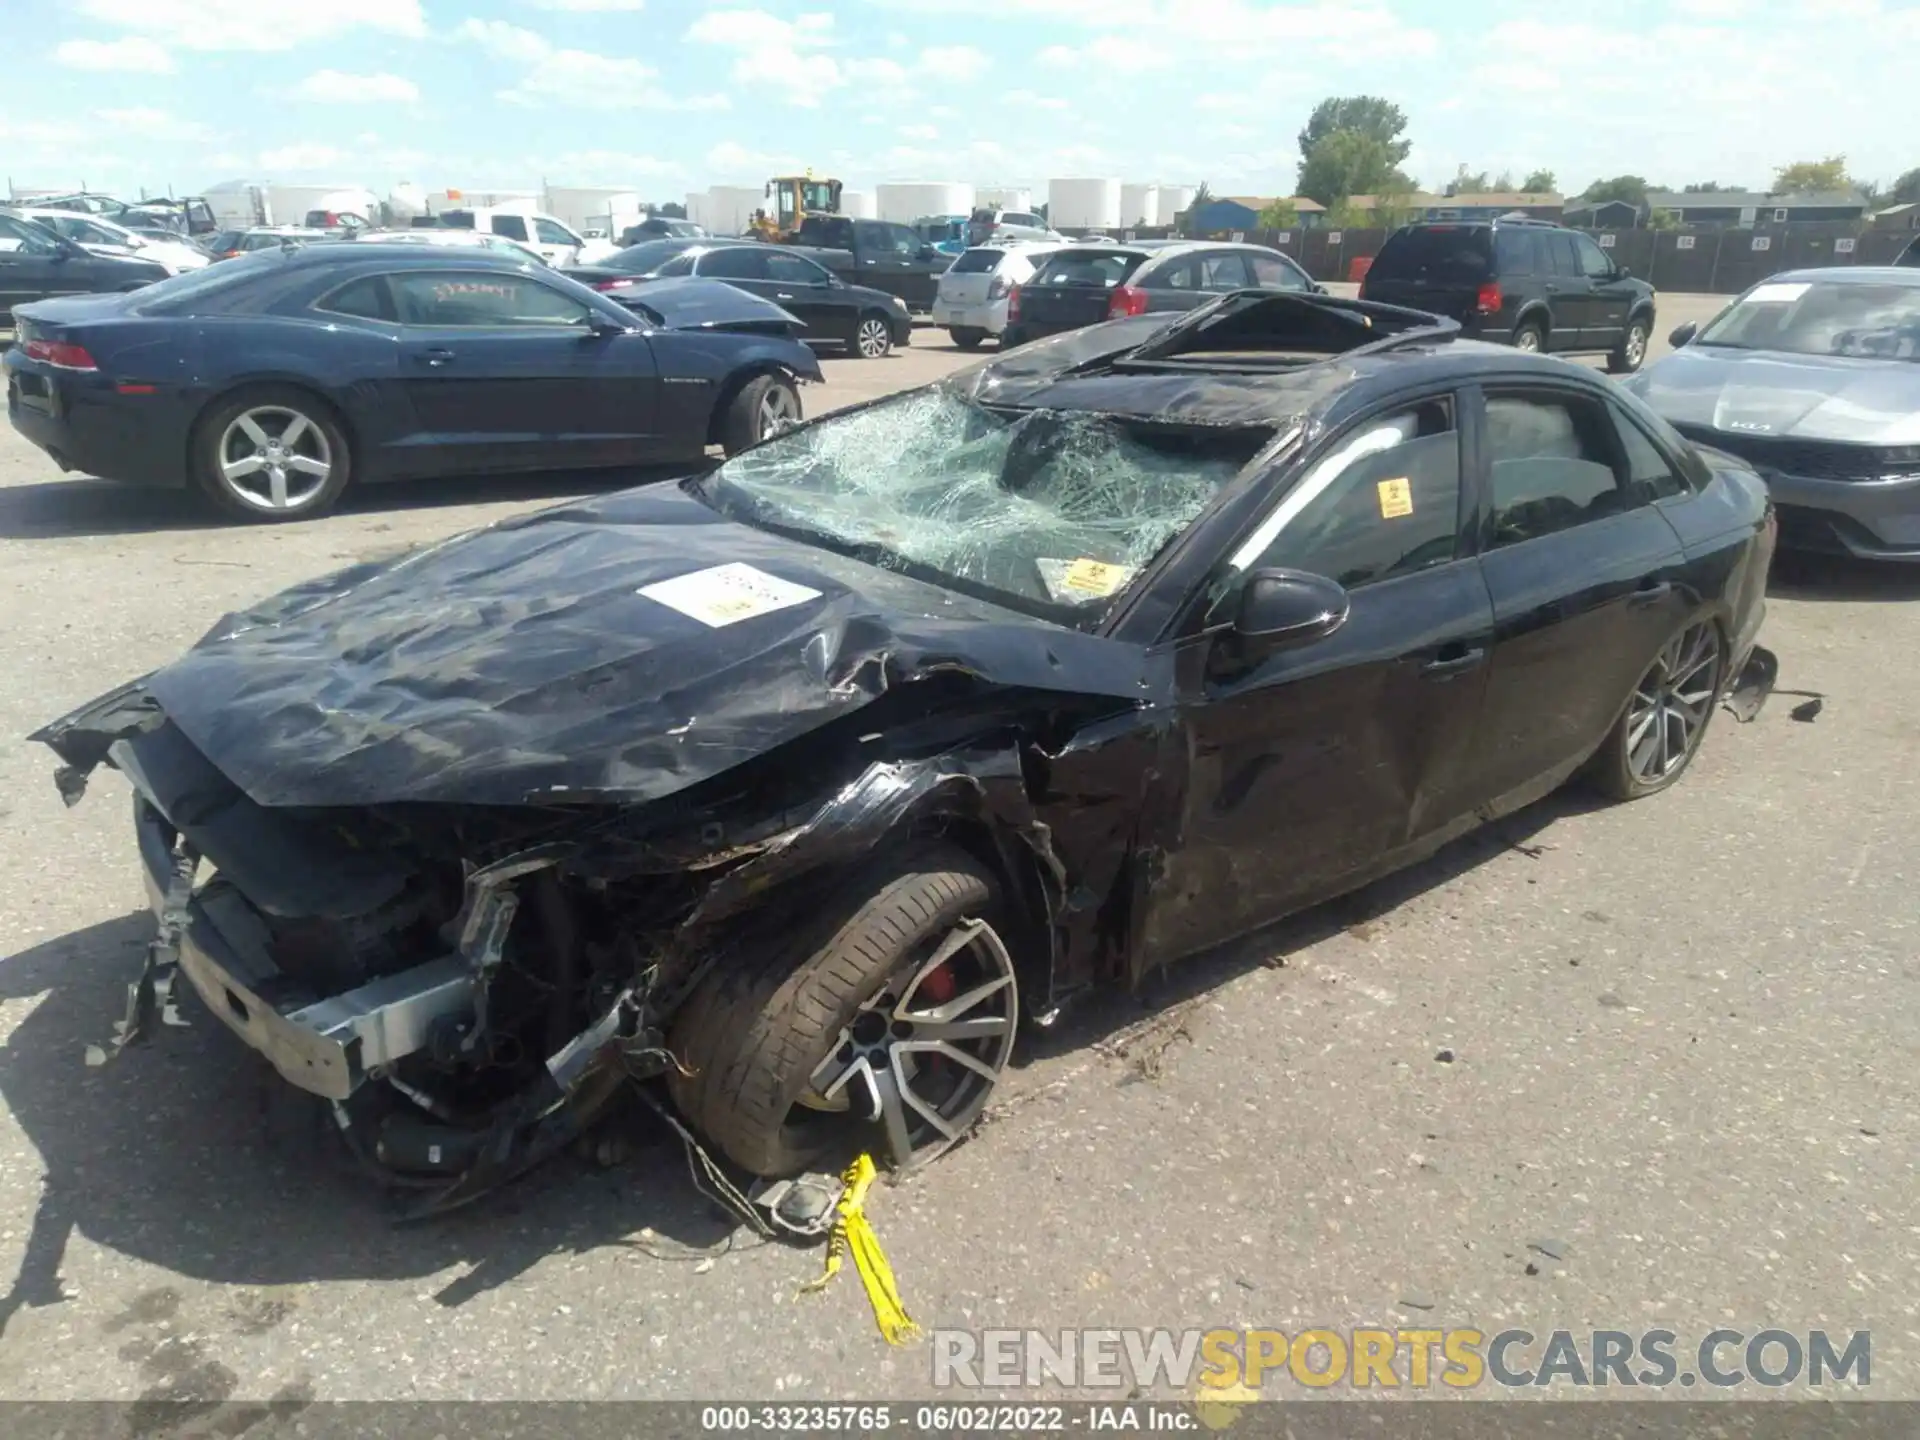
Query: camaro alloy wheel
[
  {"left": 797, "top": 915, "right": 1019, "bottom": 1169},
  {"left": 758, "top": 382, "right": 801, "bottom": 439},
  {"left": 210, "top": 403, "right": 339, "bottom": 516},
  {"left": 856, "top": 316, "right": 892, "bottom": 359}
]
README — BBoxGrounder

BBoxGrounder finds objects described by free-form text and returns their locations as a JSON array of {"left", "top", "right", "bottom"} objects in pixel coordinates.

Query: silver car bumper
[
  {"left": 133, "top": 793, "right": 474, "bottom": 1100},
  {"left": 1767, "top": 470, "right": 1920, "bottom": 560},
  {"left": 931, "top": 297, "right": 1010, "bottom": 334}
]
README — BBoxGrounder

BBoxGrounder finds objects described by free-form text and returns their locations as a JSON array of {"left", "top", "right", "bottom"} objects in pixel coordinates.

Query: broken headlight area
[{"left": 51, "top": 691, "right": 1073, "bottom": 1217}]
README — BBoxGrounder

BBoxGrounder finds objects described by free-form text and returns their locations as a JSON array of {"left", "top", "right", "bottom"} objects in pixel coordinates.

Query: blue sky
[{"left": 4, "top": 0, "right": 1914, "bottom": 202}]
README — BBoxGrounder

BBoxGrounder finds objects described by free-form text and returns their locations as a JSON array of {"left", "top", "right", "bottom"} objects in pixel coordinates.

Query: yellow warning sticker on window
[
  {"left": 1060, "top": 558, "right": 1132, "bottom": 596},
  {"left": 1377, "top": 477, "right": 1414, "bottom": 518}
]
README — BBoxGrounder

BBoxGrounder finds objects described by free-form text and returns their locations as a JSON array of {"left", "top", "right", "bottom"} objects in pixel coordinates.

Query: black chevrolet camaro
[
  {"left": 37, "top": 292, "right": 1778, "bottom": 1208},
  {"left": 5, "top": 244, "right": 824, "bottom": 522}
]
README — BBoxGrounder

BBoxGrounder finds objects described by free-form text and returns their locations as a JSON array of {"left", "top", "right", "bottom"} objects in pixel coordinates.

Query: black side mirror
[
  {"left": 1669, "top": 320, "right": 1698, "bottom": 348},
  {"left": 918, "top": 244, "right": 938, "bottom": 261},
  {"left": 1615, "top": 264, "right": 1632, "bottom": 279},
  {"left": 1232, "top": 568, "right": 1350, "bottom": 647},
  {"left": 583, "top": 311, "right": 628, "bottom": 337}
]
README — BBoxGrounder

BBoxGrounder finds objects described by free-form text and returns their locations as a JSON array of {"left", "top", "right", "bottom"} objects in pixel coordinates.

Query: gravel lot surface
[{"left": 1, "top": 294, "right": 1914, "bottom": 1404}]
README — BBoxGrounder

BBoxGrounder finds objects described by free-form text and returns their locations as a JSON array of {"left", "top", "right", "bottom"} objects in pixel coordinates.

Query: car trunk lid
[{"left": 1018, "top": 249, "right": 1146, "bottom": 333}]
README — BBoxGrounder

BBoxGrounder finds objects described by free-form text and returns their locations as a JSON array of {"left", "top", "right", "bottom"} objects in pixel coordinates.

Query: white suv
[{"left": 932, "top": 243, "right": 1061, "bottom": 348}]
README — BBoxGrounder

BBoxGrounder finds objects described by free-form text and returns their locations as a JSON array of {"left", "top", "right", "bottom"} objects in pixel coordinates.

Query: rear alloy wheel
[
  {"left": 667, "top": 845, "right": 1017, "bottom": 1177},
  {"left": 854, "top": 314, "right": 893, "bottom": 359},
  {"left": 1512, "top": 319, "right": 1545, "bottom": 353},
  {"left": 717, "top": 373, "right": 802, "bottom": 456},
  {"left": 1591, "top": 620, "right": 1725, "bottom": 800},
  {"left": 1609, "top": 317, "right": 1650, "bottom": 374},
  {"left": 194, "top": 388, "right": 350, "bottom": 522}
]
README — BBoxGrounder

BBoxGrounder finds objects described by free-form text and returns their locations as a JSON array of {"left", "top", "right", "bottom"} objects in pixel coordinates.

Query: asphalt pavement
[{"left": 0, "top": 296, "right": 1915, "bottom": 1405}]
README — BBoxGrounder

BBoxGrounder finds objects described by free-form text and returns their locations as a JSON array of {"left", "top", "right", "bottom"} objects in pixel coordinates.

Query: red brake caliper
[{"left": 917, "top": 960, "right": 957, "bottom": 1077}]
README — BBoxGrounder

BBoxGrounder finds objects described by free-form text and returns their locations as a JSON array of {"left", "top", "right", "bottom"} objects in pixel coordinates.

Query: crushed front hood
[
  {"left": 1632, "top": 347, "right": 1920, "bottom": 445},
  {"left": 45, "top": 484, "right": 1149, "bottom": 809}
]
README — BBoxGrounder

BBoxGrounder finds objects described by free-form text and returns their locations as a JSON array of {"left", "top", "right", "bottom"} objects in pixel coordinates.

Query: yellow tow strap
[{"left": 797, "top": 1153, "right": 921, "bottom": 1346}]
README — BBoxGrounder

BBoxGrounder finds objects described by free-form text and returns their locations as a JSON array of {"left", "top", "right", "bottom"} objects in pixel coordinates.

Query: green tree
[
  {"left": 1888, "top": 168, "right": 1920, "bottom": 205},
  {"left": 1298, "top": 130, "right": 1405, "bottom": 209},
  {"left": 1256, "top": 197, "right": 1299, "bottom": 229},
  {"left": 1681, "top": 181, "right": 1739, "bottom": 193},
  {"left": 1173, "top": 181, "right": 1211, "bottom": 236},
  {"left": 1647, "top": 208, "right": 1679, "bottom": 231},
  {"left": 1521, "top": 168, "right": 1556, "bottom": 193},
  {"left": 1581, "top": 175, "right": 1655, "bottom": 208},
  {"left": 1297, "top": 96, "right": 1412, "bottom": 169},
  {"left": 1447, "top": 169, "right": 1517, "bottom": 196},
  {"left": 1772, "top": 156, "right": 1851, "bottom": 194}
]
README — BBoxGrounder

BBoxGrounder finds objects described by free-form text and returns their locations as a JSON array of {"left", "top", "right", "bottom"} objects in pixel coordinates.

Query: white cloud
[
  {"left": 1006, "top": 89, "right": 1069, "bottom": 111},
  {"left": 293, "top": 70, "right": 419, "bottom": 104},
  {"left": 457, "top": 19, "right": 553, "bottom": 62},
  {"left": 527, "top": 0, "right": 646, "bottom": 9},
  {"left": 706, "top": 140, "right": 802, "bottom": 176},
  {"left": 898, "top": 123, "right": 939, "bottom": 141},
  {"left": 55, "top": 37, "right": 174, "bottom": 72},
  {"left": 93, "top": 107, "right": 210, "bottom": 140},
  {"left": 918, "top": 44, "right": 990, "bottom": 81},
  {"left": 1039, "top": 35, "right": 1166, "bottom": 72},
  {"left": 259, "top": 142, "right": 346, "bottom": 171},
  {"left": 458, "top": 18, "right": 730, "bottom": 110},
  {"left": 77, "top": 0, "right": 426, "bottom": 51},
  {"left": 687, "top": 10, "right": 841, "bottom": 101},
  {"left": 546, "top": 148, "right": 678, "bottom": 178}
]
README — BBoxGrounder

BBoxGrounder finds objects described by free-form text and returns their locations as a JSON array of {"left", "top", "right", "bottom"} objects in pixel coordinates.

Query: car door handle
[
  {"left": 416, "top": 348, "right": 455, "bottom": 368},
  {"left": 1629, "top": 580, "right": 1673, "bottom": 607},
  {"left": 775, "top": 292, "right": 795, "bottom": 300},
  {"left": 1421, "top": 644, "right": 1486, "bottom": 679}
]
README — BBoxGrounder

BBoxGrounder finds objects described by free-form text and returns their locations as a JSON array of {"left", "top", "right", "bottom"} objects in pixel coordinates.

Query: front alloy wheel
[
  {"left": 855, "top": 316, "right": 893, "bottom": 359},
  {"left": 799, "top": 917, "right": 1018, "bottom": 1169},
  {"left": 758, "top": 382, "right": 800, "bottom": 439}
]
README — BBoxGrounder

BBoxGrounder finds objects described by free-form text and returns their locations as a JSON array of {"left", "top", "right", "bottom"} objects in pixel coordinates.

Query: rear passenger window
[
  {"left": 1493, "top": 228, "right": 1537, "bottom": 276},
  {"left": 1245, "top": 399, "right": 1461, "bottom": 588},
  {"left": 1200, "top": 253, "right": 1253, "bottom": 289},
  {"left": 315, "top": 276, "right": 391, "bottom": 321},
  {"left": 1250, "top": 254, "right": 1308, "bottom": 290},
  {"left": 1612, "top": 407, "right": 1691, "bottom": 501},
  {"left": 1484, "top": 393, "right": 1631, "bottom": 547}
]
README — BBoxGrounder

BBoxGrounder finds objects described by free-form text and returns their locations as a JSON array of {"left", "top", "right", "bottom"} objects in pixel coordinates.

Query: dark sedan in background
[
  {"left": 1, "top": 209, "right": 171, "bottom": 324},
  {"left": 1001, "top": 240, "right": 1318, "bottom": 348},
  {"left": 5, "top": 245, "right": 822, "bottom": 521},
  {"left": 1627, "top": 267, "right": 1920, "bottom": 561},
  {"left": 568, "top": 240, "right": 914, "bottom": 358}
]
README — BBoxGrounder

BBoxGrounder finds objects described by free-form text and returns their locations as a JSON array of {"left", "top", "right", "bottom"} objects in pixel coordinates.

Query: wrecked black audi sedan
[{"left": 36, "top": 291, "right": 1778, "bottom": 1208}]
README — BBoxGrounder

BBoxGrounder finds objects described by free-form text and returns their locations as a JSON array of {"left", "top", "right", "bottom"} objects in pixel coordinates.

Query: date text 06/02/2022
[{"left": 697, "top": 1404, "right": 1192, "bottom": 1431}]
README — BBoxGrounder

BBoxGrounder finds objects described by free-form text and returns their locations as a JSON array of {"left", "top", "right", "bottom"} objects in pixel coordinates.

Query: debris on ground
[{"left": 797, "top": 1153, "right": 921, "bottom": 1347}]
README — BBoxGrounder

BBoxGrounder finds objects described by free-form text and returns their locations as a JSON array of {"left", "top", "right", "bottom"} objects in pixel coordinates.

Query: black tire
[
  {"left": 716, "top": 372, "right": 801, "bottom": 456},
  {"left": 667, "top": 843, "right": 1007, "bottom": 1178},
  {"left": 191, "top": 385, "right": 351, "bottom": 522},
  {"left": 1587, "top": 619, "right": 1725, "bottom": 801},
  {"left": 949, "top": 327, "right": 986, "bottom": 351},
  {"left": 1511, "top": 317, "right": 1546, "bottom": 354},
  {"left": 852, "top": 312, "right": 894, "bottom": 359},
  {"left": 1608, "top": 314, "right": 1651, "bottom": 374}
]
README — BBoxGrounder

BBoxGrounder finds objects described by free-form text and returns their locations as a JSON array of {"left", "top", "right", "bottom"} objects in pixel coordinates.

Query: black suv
[{"left": 1360, "top": 219, "right": 1657, "bottom": 373}]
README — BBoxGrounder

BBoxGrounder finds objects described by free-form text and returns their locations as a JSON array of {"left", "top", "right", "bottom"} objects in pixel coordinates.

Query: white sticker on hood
[
  {"left": 1745, "top": 282, "right": 1810, "bottom": 304},
  {"left": 638, "top": 563, "right": 822, "bottom": 628}
]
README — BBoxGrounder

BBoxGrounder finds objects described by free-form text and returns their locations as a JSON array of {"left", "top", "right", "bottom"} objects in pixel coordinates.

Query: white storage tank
[
  {"left": 1157, "top": 184, "right": 1197, "bottom": 227},
  {"left": 544, "top": 187, "right": 643, "bottom": 235},
  {"left": 685, "top": 191, "right": 709, "bottom": 229},
  {"left": 703, "top": 185, "right": 766, "bottom": 235},
  {"left": 840, "top": 189, "right": 877, "bottom": 220},
  {"left": 976, "top": 185, "right": 1032, "bottom": 214},
  {"left": 1120, "top": 183, "right": 1160, "bottom": 229},
  {"left": 1049, "top": 178, "right": 1121, "bottom": 230},
  {"left": 876, "top": 181, "right": 975, "bottom": 224}
]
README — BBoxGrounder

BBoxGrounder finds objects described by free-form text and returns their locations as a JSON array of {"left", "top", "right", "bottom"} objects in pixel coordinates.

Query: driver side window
[{"left": 1240, "top": 400, "right": 1462, "bottom": 589}]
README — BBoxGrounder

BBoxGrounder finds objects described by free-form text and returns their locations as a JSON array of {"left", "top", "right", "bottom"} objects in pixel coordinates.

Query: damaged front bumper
[{"left": 133, "top": 793, "right": 475, "bottom": 1102}]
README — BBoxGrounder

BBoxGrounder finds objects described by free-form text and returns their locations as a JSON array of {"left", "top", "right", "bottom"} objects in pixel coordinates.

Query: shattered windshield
[
  {"left": 692, "top": 388, "right": 1270, "bottom": 625},
  {"left": 1700, "top": 279, "right": 1920, "bottom": 360}
]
